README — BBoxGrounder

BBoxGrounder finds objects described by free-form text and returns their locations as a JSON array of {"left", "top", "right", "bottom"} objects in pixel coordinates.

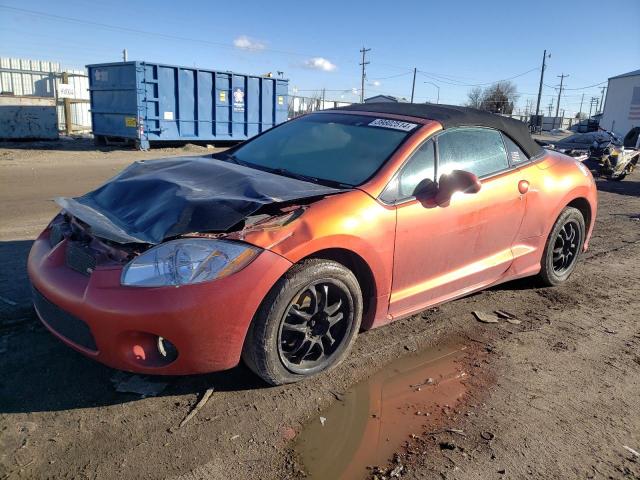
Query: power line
[
  {"left": 562, "top": 80, "right": 608, "bottom": 90},
  {"left": 368, "top": 71, "right": 413, "bottom": 81},
  {"left": 0, "top": 5, "right": 322, "bottom": 59},
  {"left": 418, "top": 67, "right": 539, "bottom": 87}
]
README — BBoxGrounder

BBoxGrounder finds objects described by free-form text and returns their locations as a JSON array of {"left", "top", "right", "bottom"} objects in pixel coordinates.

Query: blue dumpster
[{"left": 87, "top": 61, "right": 288, "bottom": 149}]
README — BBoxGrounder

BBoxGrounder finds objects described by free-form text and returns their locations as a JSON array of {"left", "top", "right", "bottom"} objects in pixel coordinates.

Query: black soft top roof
[{"left": 333, "top": 103, "right": 543, "bottom": 158}]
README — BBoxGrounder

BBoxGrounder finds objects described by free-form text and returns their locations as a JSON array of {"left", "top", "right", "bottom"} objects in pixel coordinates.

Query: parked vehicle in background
[
  {"left": 540, "top": 131, "right": 622, "bottom": 155},
  {"left": 538, "top": 130, "right": 639, "bottom": 180},
  {"left": 569, "top": 118, "right": 600, "bottom": 133},
  {"left": 585, "top": 131, "right": 639, "bottom": 181},
  {"left": 28, "top": 104, "right": 597, "bottom": 386}
]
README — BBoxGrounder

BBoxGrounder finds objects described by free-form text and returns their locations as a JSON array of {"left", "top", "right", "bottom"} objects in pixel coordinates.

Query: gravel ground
[{"left": 0, "top": 140, "right": 638, "bottom": 480}]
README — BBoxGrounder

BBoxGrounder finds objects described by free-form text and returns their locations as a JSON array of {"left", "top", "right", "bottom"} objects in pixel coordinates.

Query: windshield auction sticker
[{"left": 368, "top": 118, "right": 418, "bottom": 132}]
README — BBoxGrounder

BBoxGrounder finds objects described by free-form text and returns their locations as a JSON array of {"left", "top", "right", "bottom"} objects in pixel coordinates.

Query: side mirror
[
  {"left": 412, "top": 178, "right": 438, "bottom": 200},
  {"left": 435, "top": 170, "right": 481, "bottom": 204}
]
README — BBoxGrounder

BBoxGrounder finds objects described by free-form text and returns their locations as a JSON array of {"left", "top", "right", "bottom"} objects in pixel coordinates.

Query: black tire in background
[
  {"left": 242, "top": 259, "right": 363, "bottom": 386},
  {"left": 538, "top": 206, "right": 586, "bottom": 286}
]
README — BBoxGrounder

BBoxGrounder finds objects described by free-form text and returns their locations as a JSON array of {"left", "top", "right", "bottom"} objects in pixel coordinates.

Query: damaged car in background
[
  {"left": 538, "top": 130, "right": 639, "bottom": 180},
  {"left": 28, "top": 104, "right": 597, "bottom": 385}
]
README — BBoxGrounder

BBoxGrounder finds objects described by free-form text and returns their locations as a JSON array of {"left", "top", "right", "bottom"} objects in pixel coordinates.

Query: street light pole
[{"left": 423, "top": 81, "right": 440, "bottom": 104}]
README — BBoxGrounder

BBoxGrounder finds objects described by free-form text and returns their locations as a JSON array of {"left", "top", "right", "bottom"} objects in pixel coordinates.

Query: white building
[
  {"left": 599, "top": 69, "right": 640, "bottom": 137},
  {"left": 364, "top": 95, "right": 408, "bottom": 103}
]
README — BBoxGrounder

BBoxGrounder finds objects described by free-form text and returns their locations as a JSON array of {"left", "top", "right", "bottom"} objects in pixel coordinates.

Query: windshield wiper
[
  {"left": 213, "top": 152, "right": 251, "bottom": 168},
  {"left": 270, "top": 168, "right": 319, "bottom": 183},
  {"left": 215, "top": 154, "right": 352, "bottom": 189},
  {"left": 268, "top": 167, "right": 353, "bottom": 189}
]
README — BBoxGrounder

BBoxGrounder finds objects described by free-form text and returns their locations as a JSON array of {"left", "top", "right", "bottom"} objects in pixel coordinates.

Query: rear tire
[
  {"left": 242, "top": 259, "right": 362, "bottom": 385},
  {"left": 538, "top": 207, "right": 585, "bottom": 286}
]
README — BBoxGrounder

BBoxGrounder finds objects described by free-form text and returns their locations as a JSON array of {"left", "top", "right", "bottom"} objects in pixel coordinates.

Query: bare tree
[
  {"left": 480, "top": 81, "right": 519, "bottom": 114},
  {"left": 466, "top": 81, "right": 519, "bottom": 114},
  {"left": 466, "top": 87, "right": 482, "bottom": 109}
]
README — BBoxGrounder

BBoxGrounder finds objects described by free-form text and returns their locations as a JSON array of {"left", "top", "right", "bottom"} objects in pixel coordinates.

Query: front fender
[{"left": 241, "top": 190, "right": 397, "bottom": 324}]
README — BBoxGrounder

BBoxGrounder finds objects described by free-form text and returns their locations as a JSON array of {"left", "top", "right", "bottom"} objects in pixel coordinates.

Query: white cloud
[
  {"left": 233, "top": 35, "right": 266, "bottom": 51},
  {"left": 371, "top": 80, "right": 381, "bottom": 86},
  {"left": 304, "top": 57, "right": 337, "bottom": 72}
]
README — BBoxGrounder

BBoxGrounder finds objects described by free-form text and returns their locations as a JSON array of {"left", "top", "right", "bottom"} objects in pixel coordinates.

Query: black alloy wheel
[
  {"left": 538, "top": 206, "right": 586, "bottom": 286},
  {"left": 551, "top": 220, "right": 582, "bottom": 274},
  {"left": 242, "top": 259, "right": 363, "bottom": 385},
  {"left": 278, "top": 280, "right": 350, "bottom": 374}
]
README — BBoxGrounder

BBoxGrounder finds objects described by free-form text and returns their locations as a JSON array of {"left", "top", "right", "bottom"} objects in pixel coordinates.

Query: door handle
[{"left": 518, "top": 180, "right": 529, "bottom": 194}]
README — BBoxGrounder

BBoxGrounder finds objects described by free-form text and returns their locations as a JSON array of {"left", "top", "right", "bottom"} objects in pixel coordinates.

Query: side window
[
  {"left": 380, "top": 140, "right": 435, "bottom": 202},
  {"left": 437, "top": 128, "right": 509, "bottom": 178},
  {"left": 502, "top": 134, "right": 529, "bottom": 164}
]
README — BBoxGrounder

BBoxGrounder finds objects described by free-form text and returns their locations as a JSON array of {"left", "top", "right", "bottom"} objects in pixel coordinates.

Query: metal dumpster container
[
  {"left": 0, "top": 96, "right": 58, "bottom": 140},
  {"left": 87, "top": 61, "right": 288, "bottom": 149}
]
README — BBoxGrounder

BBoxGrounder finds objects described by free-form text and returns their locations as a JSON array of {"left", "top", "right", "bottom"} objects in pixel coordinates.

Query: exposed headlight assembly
[{"left": 121, "top": 238, "right": 261, "bottom": 287}]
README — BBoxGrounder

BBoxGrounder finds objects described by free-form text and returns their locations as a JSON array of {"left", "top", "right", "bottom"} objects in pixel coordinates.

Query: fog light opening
[
  {"left": 120, "top": 331, "right": 180, "bottom": 368},
  {"left": 157, "top": 336, "right": 178, "bottom": 362}
]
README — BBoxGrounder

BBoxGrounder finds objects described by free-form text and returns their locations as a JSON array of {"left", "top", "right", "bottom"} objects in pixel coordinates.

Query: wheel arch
[
  {"left": 566, "top": 197, "right": 592, "bottom": 232},
  {"left": 298, "top": 248, "right": 378, "bottom": 330}
]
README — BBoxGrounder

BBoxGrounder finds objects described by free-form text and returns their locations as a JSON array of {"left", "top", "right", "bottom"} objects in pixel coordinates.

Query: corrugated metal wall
[
  {"left": 0, "top": 57, "right": 59, "bottom": 96},
  {"left": 0, "top": 57, "right": 91, "bottom": 131}
]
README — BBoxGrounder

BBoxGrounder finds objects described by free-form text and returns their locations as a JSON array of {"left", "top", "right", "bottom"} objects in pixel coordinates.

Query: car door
[{"left": 387, "top": 127, "right": 527, "bottom": 319}]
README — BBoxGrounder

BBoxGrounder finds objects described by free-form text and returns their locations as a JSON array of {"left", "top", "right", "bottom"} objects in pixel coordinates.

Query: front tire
[
  {"left": 538, "top": 207, "right": 585, "bottom": 286},
  {"left": 242, "top": 259, "right": 363, "bottom": 385}
]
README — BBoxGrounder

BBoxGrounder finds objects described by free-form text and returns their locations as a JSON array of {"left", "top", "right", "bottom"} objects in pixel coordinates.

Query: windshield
[{"left": 225, "top": 113, "right": 418, "bottom": 186}]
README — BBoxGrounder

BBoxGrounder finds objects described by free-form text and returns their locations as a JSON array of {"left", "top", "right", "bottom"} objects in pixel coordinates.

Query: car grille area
[
  {"left": 32, "top": 287, "right": 98, "bottom": 352},
  {"left": 65, "top": 242, "right": 97, "bottom": 276}
]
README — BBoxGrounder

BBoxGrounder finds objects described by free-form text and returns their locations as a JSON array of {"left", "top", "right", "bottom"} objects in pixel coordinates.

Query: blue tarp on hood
[{"left": 56, "top": 156, "right": 343, "bottom": 244}]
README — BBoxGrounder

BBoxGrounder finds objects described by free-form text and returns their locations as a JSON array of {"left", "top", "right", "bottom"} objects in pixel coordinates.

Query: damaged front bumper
[{"left": 27, "top": 225, "right": 292, "bottom": 375}]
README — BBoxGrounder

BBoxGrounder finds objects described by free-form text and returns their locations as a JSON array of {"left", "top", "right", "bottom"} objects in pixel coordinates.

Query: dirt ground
[{"left": 0, "top": 139, "right": 638, "bottom": 480}]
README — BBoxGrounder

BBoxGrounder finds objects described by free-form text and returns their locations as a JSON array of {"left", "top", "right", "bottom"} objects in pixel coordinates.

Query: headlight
[{"left": 121, "top": 239, "right": 261, "bottom": 287}]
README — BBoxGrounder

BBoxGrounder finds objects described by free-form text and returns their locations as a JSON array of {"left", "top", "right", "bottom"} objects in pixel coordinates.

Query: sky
[{"left": 1, "top": 0, "right": 639, "bottom": 116}]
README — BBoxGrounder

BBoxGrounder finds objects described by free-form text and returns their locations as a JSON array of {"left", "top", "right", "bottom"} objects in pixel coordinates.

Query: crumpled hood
[{"left": 56, "top": 155, "right": 344, "bottom": 244}]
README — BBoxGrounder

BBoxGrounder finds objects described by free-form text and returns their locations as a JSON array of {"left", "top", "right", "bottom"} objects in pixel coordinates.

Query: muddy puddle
[{"left": 294, "top": 344, "right": 469, "bottom": 479}]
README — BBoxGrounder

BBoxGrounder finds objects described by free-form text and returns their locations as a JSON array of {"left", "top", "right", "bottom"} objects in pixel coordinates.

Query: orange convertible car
[{"left": 28, "top": 104, "right": 597, "bottom": 385}]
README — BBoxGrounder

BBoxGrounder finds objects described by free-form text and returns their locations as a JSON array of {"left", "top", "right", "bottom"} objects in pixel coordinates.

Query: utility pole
[
  {"left": 122, "top": 48, "right": 128, "bottom": 62},
  {"left": 535, "top": 49, "right": 550, "bottom": 117},
  {"left": 410, "top": 67, "right": 417, "bottom": 103},
  {"left": 599, "top": 86, "right": 606, "bottom": 114},
  {"left": 359, "top": 47, "right": 371, "bottom": 103},
  {"left": 547, "top": 98, "right": 554, "bottom": 117},
  {"left": 555, "top": 74, "right": 568, "bottom": 119},
  {"left": 321, "top": 88, "right": 326, "bottom": 110},
  {"left": 589, "top": 97, "right": 598, "bottom": 118},
  {"left": 553, "top": 73, "right": 568, "bottom": 129},
  {"left": 579, "top": 93, "right": 585, "bottom": 117}
]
